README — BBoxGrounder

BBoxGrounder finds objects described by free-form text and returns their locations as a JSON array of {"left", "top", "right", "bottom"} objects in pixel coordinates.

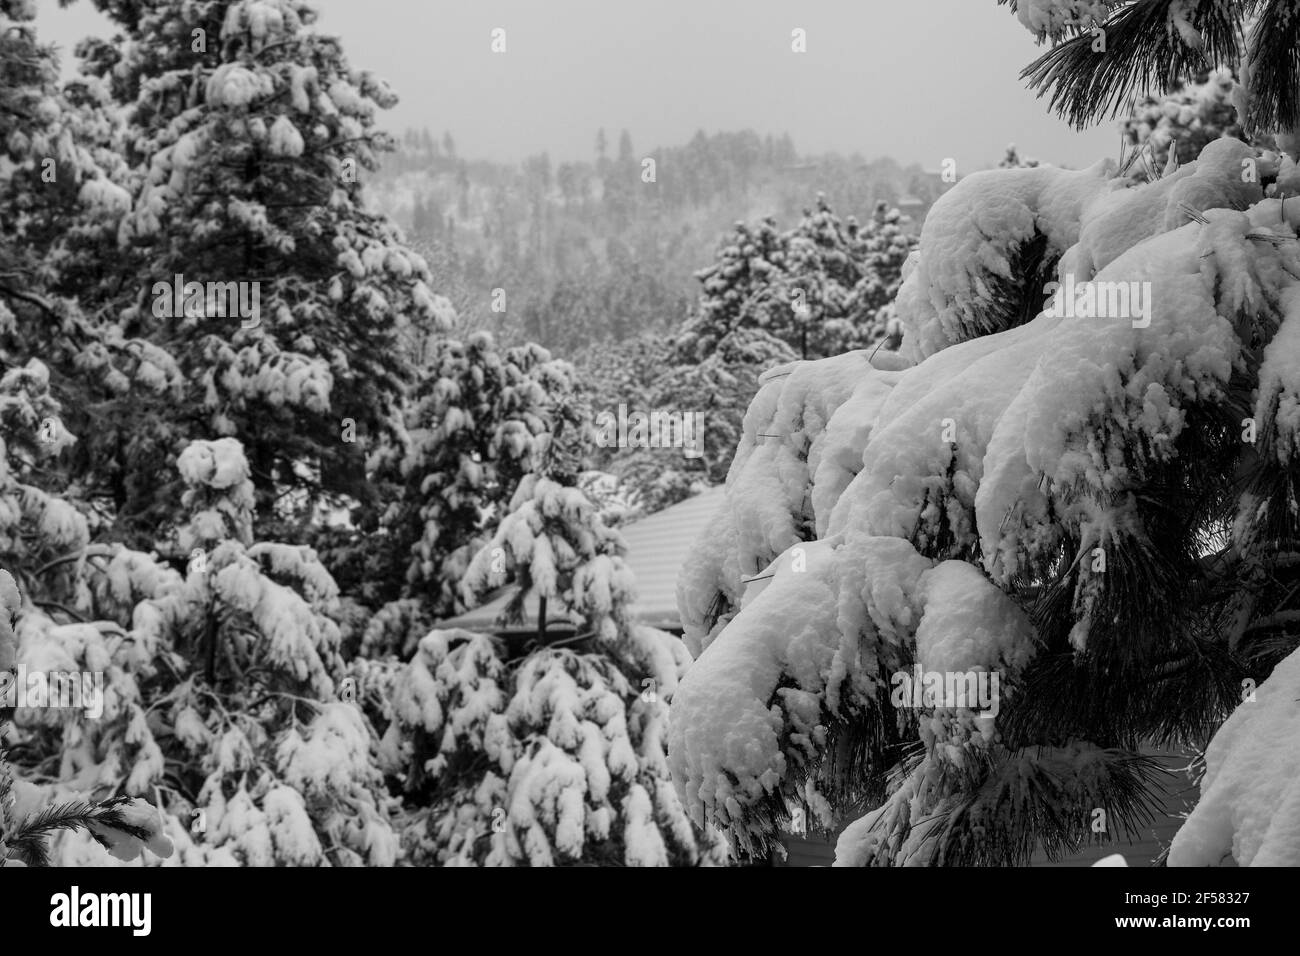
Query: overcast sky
[{"left": 37, "top": 0, "right": 1119, "bottom": 169}]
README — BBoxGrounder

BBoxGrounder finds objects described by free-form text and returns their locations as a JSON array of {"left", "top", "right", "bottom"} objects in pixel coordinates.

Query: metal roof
[{"left": 436, "top": 486, "right": 726, "bottom": 635}]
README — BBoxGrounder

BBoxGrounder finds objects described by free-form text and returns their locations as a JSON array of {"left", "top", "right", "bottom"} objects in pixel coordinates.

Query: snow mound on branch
[
  {"left": 621, "top": 783, "right": 669, "bottom": 866},
  {"left": 728, "top": 350, "right": 885, "bottom": 571},
  {"left": 212, "top": 549, "right": 341, "bottom": 697},
  {"left": 78, "top": 177, "right": 131, "bottom": 213},
  {"left": 828, "top": 315, "right": 1057, "bottom": 554},
  {"left": 896, "top": 159, "right": 1116, "bottom": 362},
  {"left": 622, "top": 623, "right": 693, "bottom": 702},
  {"left": 1014, "top": 0, "right": 1111, "bottom": 39},
  {"left": 246, "top": 541, "right": 339, "bottom": 606},
  {"left": 675, "top": 349, "right": 909, "bottom": 657},
  {"left": 205, "top": 64, "right": 273, "bottom": 109},
  {"left": 670, "top": 538, "right": 843, "bottom": 841},
  {"left": 837, "top": 201, "right": 1296, "bottom": 595},
  {"left": 1168, "top": 644, "right": 1300, "bottom": 866},
  {"left": 277, "top": 703, "right": 372, "bottom": 797},
  {"left": 897, "top": 140, "right": 1263, "bottom": 365},
  {"left": 177, "top": 437, "right": 250, "bottom": 490},
  {"left": 261, "top": 786, "right": 322, "bottom": 866},
  {"left": 0, "top": 569, "right": 19, "bottom": 672},
  {"left": 86, "top": 797, "right": 174, "bottom": 862},
  {"left": 915, "top": 560, "right": 1037, "bottom": 675},
  {"left": 94, "top": 546, "right": 184, "bottom": 613},
  {"left": 268, "top": 114, "right": 304, "bottom": 157},
  {"left": 1063, "top": 137, "right": 1262, "bottom": 280},
  {"left": 812, "top": 358, "right": 909, "bottom": 534},
  {"left": 1255, "top": 284, "right": 1300, "bottom": 465},
  {"left": 675, "top": 495, "right": 742, "bottom": 659},
  {"left": 177, "top": 438, "right": 256, "bottom": 550}
]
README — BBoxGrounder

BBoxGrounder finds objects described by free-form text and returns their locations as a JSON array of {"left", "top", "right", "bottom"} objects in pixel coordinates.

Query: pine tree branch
[
  {"left": 1021, "top": 0, "right": 1241, "bottom": 129},
  {"left": 1245, "top": 609, "right": 1300, "bottom": 633}
]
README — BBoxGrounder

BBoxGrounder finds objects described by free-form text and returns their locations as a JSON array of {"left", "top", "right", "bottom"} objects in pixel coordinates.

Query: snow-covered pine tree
[
  {"left": 676, "top": 216, "right": 790, "bottom": 362},
  {"left": 997, "top": 143, "right": 1041, "bottom": 168},
  {"left": 777, "top": 195, "right": 864, "bottom": 358},
  {"left": 2, "top": 569, "right": 174, "bottom": 869},
  {"left": 572, "top": 333, "right": 672, "bottom": 407},
  {"left": 0, "top": 0, "right": 124, "bottom": 286},
  {"left": 376, "top": 334, "right": 573, "bottom": 618},
  {"left": 668, "top": 2, "right": 1300, "bottom": 866},
  {"left": 678, "top": 195, "right": 915, "bottom": 363},
  {"left": 380, "top": 631, "right": 726, "bottom": 868},
  {"left": 646, "top": 328, "right": 797, "bottom": 489},
  {"left": 0, "top": 357, "right": 185, "bottom": 866},
  {"left": 1120, "top": 69, "right": 1249, "bottom": 177},
  {"left": 849, "top": 200, "right": 917, "bottom": 350},
  {"left": 624, "top": 196, "right": 916, "bottom": 508},
  {"left": 459, "top": 388, "right": 634, "bottom": 642},
  {"left": 1, "top": 567, "right": 174, "bottom": 867},
  {"left": 379, "top": 390, "right": 726, "bottom": 865},
  {"left": 4, "top": 431, "right": 398, "bottom": 866},
  {"left": 575, "top": 334, "right": 683, "bottom": 512},
  {"left": 130, "top": 437, "right": 398, "bottom": 866},
  {"left": 0, "top": 0, "right": 151, "bottom": 485},
  {"left": 70, "top": 0, "right": 453, "bottom": 544}
]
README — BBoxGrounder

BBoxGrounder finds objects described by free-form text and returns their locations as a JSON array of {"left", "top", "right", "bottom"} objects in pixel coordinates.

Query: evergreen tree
[
  {"left": 641, "top": 328, "right": 797, "bottom": 493},
  {"left": 73, "top": 438, "right": 395, "bottom": 866},
  {"left": 634, "top": 196, "right": 915, "bottom": 506},
  {"left": 851, "top": 200, "right": 916, "bottom": 349},
  {"left": 778, "top": 196, "right": 862, "bottom": 358},
  {"left": 0, "top": 346, "right": 393, "bottom": 865},
  {"left": 2, "top": 566, "right": 174, "bottom": 866},
  {"left": 380, "top": 403, "right": 725, "bottom": 865},
  {"left": 1120, "top": 68, "right": 1246, "bottom": 176},
  {"left": 677, "top": 216, "right": 790, "bottom": 360},
  {"left": 578, "top": 334, "right": 702, "bottom": 513},
  {"left": 679, "top": 195, "right": 914, "bottom": 361},
  {"left": 0, "top": 0, "right": 140, "bottom": 492},
  {"left": 997, "top": 142, "right": 1040, "bottom": 168},
  {"left": 71, "top": 0, "right": 454, "bottom": 544},
  {"left": 374, "top": 333, "right": 574, "bottom": 617}
]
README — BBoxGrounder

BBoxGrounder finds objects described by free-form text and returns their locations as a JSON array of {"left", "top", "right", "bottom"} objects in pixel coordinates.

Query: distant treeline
[{"left": 370, "top": 128, "right": 946, "bottom": 357}]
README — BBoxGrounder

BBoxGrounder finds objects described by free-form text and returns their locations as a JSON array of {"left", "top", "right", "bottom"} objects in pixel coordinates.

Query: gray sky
[{"left": 37, "top": 0, "right": 1119, "bottom": 168}]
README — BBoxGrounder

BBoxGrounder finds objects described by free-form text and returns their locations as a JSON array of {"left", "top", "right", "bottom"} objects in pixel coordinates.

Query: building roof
[{"left": 436, "top": 486, "right": 727, "bottom": 635}]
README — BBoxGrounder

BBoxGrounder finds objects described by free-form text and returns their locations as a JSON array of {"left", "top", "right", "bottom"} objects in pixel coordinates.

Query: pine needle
[
  {"left": 1021, "top": 0, "right": 1241, "bottom": 129},
  {"left": 1243, "top": 0, "right": 1300, "bottom": 132}
]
